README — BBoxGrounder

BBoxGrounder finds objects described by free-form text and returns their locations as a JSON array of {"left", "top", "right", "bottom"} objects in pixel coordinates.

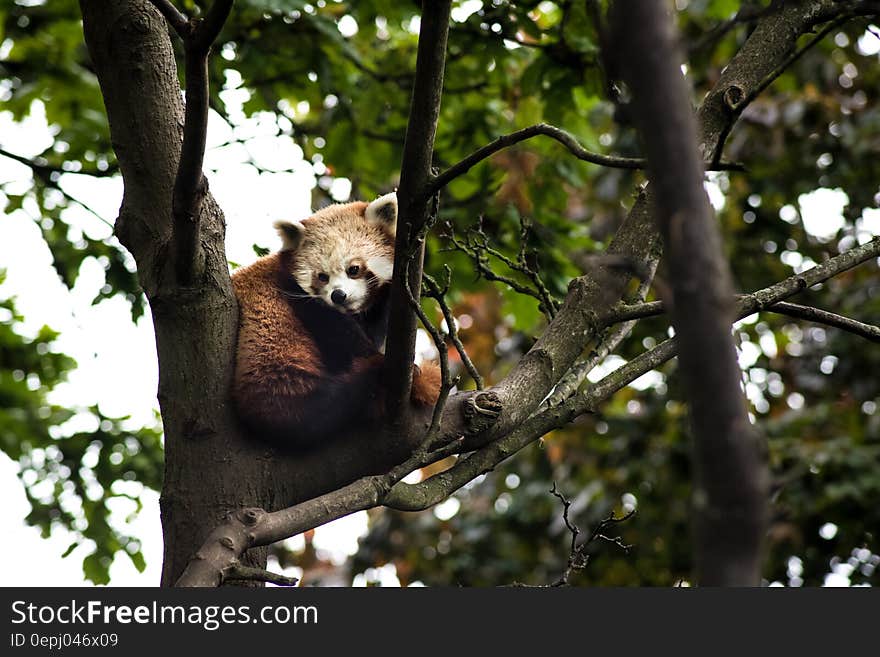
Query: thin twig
[
  {"left": 424, "top": 269, "right": 485, "bottom": 390},
  {"left": 550, "top": 482, "right": 580, "bottom": 558},
  {"left": 443, "top": 217, "right": 559, "bottom": 320},
  {"left": 474, "top": 215, "right": 559, "bottom": 316},
  {"left": 548, "top": 483, "right": 634, "bottom": 587},
  {"left": 403, "top": 261, "right": 456, "bottom": 448}
]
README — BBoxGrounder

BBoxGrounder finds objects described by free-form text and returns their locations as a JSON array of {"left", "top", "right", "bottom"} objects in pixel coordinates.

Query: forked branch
[
  {"left": 428, "top": 123, "right": 744, "bottom": 196},
  {"left": 385, "top": 236, "right": 880, "bottom": 511},
  {"left": 443, "top": 215, "right": 559, "bottom": 320},
  {"left": 602, "top": 235, "right": 880, "bottom": 341},
  {"left": 607, "top": 297, "right": 880, "bottom": 344},
  {"left": 147, "top": 0, "right": 234, "bottom": 284},
  {"left": 173, "top": 234, "right": 880, "bottom": 585},
  {"left": 423, "top": 268, "right": 484, "bottom": 390},
  {"left": 546, "top": 483, "right": 633, "bottom": 587},
  {"left": 170, "top": 0, "right": 880, "bottom": 587}
]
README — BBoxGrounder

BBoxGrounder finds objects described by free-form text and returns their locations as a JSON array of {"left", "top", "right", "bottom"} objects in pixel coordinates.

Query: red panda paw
[{"left": 411, "top": 361, "right": 442, "bottom": 406}]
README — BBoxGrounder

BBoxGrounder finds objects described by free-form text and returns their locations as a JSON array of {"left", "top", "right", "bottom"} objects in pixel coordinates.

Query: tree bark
[
  {"left": 80, "top": 0, "right": 261, "bottom": 585},
  {"left": 77, "top": 0, "right": 867, "bottom": 586},
  {"left": 78, "top": 0, "right": 448, "bottom": 586},
  {"left": 384, "top": 0, "right": 453, "bottom": 421},
  {"left": 611, "top": 2, "right": 768, "bottom": 585}
]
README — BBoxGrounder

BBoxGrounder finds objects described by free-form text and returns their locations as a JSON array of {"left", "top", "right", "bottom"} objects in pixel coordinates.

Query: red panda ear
[
  {"left": 365, "top": 192, "right": 397, "bottom": 237},
  {"left": 274, "top": 220, "right": 304, "bottom": 252}
]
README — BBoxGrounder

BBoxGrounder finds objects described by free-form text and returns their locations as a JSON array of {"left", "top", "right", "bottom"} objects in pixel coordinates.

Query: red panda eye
[
  {"left": 347, "top": 265, "right": 361, "bottom": 277},
  {"left": 317, "top": 272, "right": 329, "bottom": 283}
]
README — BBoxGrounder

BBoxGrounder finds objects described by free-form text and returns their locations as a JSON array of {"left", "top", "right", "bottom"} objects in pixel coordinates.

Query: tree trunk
[{"left": 78, "top": 0, "right": 432, "bottom": 586}]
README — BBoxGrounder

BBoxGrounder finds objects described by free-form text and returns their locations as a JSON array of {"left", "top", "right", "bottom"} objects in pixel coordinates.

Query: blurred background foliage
[{"left": 1, "top": 0, "right": 877, "bottom": 585}]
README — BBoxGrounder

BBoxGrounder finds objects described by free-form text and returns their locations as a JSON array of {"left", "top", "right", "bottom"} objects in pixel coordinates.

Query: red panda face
[{"left": 274, "top": 193, "right": 397, "bottom": 313}]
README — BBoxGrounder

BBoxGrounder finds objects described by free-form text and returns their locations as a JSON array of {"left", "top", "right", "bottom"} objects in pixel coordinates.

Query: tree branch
[
  {"left": 613, "top": 0, "right": 766, "bottom": 586},
  {"left": 768, "top": 301, "right": 880, "bottom": 342},
  {"left": 697, "top": 0, "right": 877, "bottom": 166},
  {"left": 165, "top": 0, "right": 880, "bottom": 586},
  {"left": 172, "top": 236, "right": 880, "bottom": 583},
  {"left": 606, "top": 235, "right": 880, "bottom": 323},
  {"left": 148, "top": 0, "right": 188, "bottom": 34},
  {"left": 383, "top": 1, "right": 453, "bottom": 422},
  {"left": 429, "top": 123, "right": 745, "bottom": 195},
  {"left": 544, "top": 257, "right": 659, "bottom": 409},
  {"left": 583, "top": 239, "right": 880, "bottom": 413},
  {"left": 608, "top": 295, "right": 880, "bottom": 344},
  {"left": 383, "top": 336, "right": 677, "bottom": 512},
  {"left": 423, "top": 269, "right": 484, "bottom": 390},
  {"left": 546, "top": 483, "right": 634, "bottom": 587},
  {"left": 147, "top": 0, "right": 233, "bottom": 284},
  {"left": 430, "top": 123, "right": 644, "bottom": 194},
  {"left": 222, "top": 564, "right": 298, "bottom": 587}
]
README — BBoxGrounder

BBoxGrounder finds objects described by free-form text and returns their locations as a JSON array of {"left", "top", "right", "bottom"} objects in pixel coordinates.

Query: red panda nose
[{"left": 331, "top": 289, "right": 347, "bottom": 305}]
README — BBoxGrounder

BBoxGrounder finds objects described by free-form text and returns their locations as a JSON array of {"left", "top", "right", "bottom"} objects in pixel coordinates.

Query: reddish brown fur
[
  {"left": 410, "top": 362, "right": 443, "bottom": 406},
  {"left": 231, "top": 202, "right": 440, "bottom": 447}
]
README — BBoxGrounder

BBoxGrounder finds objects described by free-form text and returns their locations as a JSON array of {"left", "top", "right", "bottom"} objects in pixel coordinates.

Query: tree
[{"left": 2, "top": 0, "right": 879, "bottom": 586}]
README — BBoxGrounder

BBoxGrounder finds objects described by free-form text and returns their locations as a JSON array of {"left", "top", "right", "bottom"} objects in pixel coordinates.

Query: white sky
[
  {"left": 2, "top": 41, "right": 880, "bottom": 583},
  {"left": 0, "top": 101, "right": 379, "bottom": 585}
]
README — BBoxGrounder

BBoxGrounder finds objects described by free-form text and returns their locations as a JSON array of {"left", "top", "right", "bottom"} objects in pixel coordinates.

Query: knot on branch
[
  {"left": 129, "top": 7, "right": 154, "bottom": 35},
  {"left": 181, "top": 417, "right": 215, "bottom": 441},
  {"left": 463, "top": 390, "right": 502, "bottom": 433},
  {"left": 238, "top": 507, "right": 265, "bottom": 526},
  {"left": 186, "top": 17, "right": 200, "bottom": 37},
  {"left": 722, "top": 84, "right": 746, "bottom": 111},
  {"left": 567, "top": 276, "right": 587, "bottom": 294}
]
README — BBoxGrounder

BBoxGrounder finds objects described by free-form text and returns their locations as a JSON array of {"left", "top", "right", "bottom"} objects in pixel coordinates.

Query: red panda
[{"left": 231, "top": 193, "right": 441, "bottom": 448}]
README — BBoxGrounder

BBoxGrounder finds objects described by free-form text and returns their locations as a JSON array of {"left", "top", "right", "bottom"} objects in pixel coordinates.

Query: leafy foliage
[
  {"left": 1, "top": 0, "right": 878, "bottom": 584},
  {"left": 0, "top": 272, "right": 162, "bottom": 583}
]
